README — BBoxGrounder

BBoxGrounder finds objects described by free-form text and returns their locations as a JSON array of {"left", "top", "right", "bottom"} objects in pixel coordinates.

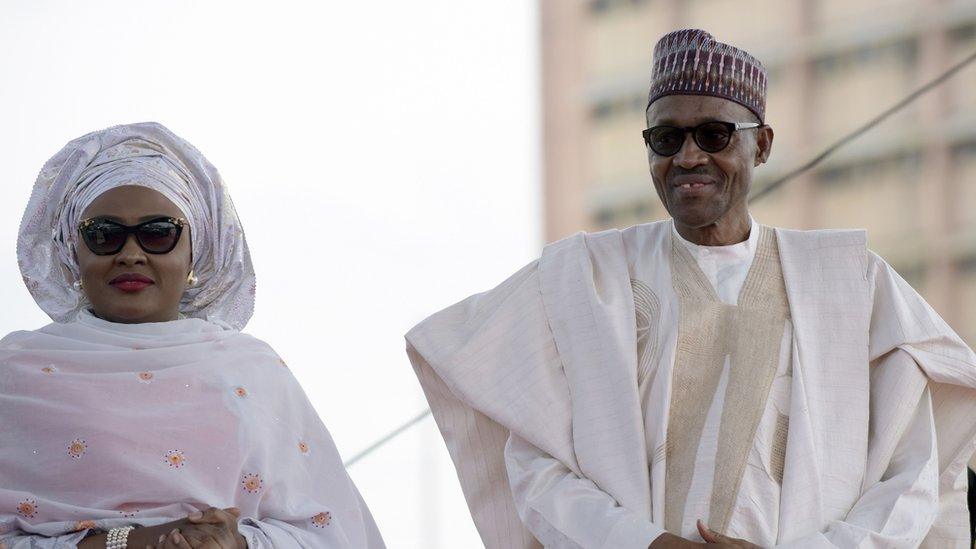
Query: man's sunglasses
[
  {"left": 78, "top": 217, "right": 186, "bottom": 256},
  {"left": 642, "top": 121, "right": 762, "bottom": 157}
]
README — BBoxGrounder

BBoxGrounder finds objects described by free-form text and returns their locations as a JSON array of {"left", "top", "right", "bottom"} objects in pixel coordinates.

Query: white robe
[{"left": 406, "top": 220, "right": 976, "bottom": 548}]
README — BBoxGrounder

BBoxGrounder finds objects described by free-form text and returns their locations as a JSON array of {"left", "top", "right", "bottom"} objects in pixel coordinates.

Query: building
[{"left": 540, "top": 0, "right": 976, "bottom": 344}]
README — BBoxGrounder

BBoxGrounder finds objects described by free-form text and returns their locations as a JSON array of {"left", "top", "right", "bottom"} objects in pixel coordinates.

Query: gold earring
[{"left": 187, "top": 271, "right": 198, "bottom": 287}]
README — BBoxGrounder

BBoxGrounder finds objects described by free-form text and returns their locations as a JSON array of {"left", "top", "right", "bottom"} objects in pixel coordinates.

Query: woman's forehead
[{"left": 81, "top": 185, "right": 185, "bottom": 221}]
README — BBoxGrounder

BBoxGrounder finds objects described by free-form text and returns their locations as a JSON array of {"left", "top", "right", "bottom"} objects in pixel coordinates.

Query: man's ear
[{"left": 755, "top": 125, "right": 774, "bottom": 166}]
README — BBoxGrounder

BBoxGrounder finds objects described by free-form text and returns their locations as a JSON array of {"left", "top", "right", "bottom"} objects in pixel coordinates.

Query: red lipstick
[{"left": 109, "top": 273, "right": 155, "bottom": 293}]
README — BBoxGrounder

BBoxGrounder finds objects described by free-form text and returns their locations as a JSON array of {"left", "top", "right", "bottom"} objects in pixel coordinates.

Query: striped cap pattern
[{"left": 647, "top": 29, "right": 767, "bottom": 123}]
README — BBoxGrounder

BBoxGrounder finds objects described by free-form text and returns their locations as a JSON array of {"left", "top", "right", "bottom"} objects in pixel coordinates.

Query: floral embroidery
[
  {"left": 164, "top": 450, "right": 186, "bottom": 469},
  {"left": 17, "top": 499, "right": 37, "bottom": 519},
  {"left": 298, "top": 441, "right": 310, "bottom": 456},
  {"left": 241, "top": 473, "right": 263, "bottom": 494},
  {"left": 311, "top": 512, "right": 331, "bottom": 528},
  {"left": 138, "top": 371, "right": 154, "bottom": 383},
  {"left": 40, "top": 365, "right": 57, "bottom": 374},
  {"left": 22, "top": 276, "right": 39, "bottom": 292},
  {"left": 278, "top": 358, "right": 288, "bottom": 368},
  {"left": 73, "top": 520, "right": 96, "bottom": 531},
  {"left": 118, "top": 505, "right": 140, "bottom": 518},
  {"left": 67, "top": 438, "right": 87, "bottom": 459},
  {"left": 234, "top": 387, "right": 248, "bottom": 398}
]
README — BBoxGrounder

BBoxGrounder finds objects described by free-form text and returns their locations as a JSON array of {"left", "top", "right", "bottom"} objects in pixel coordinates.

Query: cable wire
[
  {"left": 750, "top": 48, "right": 976, "bottom": 202},
  {"left": 344, "top": 46, "right": 976, "bottom": 468},
  {"left": 344, "top": 408, "right": 432, "bottom": 467}
]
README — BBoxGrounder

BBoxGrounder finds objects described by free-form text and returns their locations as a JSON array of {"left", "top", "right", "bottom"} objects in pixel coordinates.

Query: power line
[
  {"left": 345, "top": 46, "right": 976, "bottom": 468},
  {"left": 750, "top": 48, "right": 976, "bottom": 202},
  {"left": 344, "top": 408, "right": 432, "bottom": 467}
]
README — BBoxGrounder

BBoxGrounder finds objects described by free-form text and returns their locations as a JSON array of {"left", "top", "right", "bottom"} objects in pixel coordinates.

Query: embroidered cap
[{"left": 646, "top": 29, "right": 767, "bottom": 123}]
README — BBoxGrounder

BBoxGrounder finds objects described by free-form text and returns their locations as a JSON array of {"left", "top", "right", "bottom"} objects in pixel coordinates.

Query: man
[{"left": 406, "top": 29, "right": 976, "bottom": 548}]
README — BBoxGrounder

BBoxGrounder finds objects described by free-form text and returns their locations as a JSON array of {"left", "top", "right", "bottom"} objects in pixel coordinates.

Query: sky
[{"left": 0, "top": 1, "right": 540, "bottom": 546}]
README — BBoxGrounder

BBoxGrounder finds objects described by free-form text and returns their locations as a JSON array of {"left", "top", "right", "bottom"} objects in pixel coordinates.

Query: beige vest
[{"left": 650, "top": 226, "right": 792, "bottom": 533}]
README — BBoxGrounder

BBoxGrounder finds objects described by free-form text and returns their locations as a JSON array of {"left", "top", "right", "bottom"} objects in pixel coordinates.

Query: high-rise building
[{"left": 540, "top": 0, "right": 976, "bottom": 343}]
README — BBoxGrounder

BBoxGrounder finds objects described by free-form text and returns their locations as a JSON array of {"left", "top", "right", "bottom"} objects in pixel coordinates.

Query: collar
[{"left": 671, "top": 217, "right": 759, "bottom": 263}]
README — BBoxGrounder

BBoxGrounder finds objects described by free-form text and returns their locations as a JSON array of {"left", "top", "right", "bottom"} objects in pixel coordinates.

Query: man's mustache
[{"left": 666, "top": 167, "right": 723, "bottom": 186}]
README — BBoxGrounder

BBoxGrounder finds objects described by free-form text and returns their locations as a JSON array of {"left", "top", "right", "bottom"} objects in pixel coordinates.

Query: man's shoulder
[
  {"left": 769, "top": 224, "right": 867, "bottom": 242},
  {"left": 768, "top": 225, "right": 874, "bottom": 283},
  {"left": 542, "top": 220, "right": 671, "bottom": 255},
  {"left": 767, "top": 225, "right": 869, "bottom": 259}
]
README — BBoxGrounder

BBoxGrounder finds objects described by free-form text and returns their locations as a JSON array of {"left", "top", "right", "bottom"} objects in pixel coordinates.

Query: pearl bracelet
[{"left": 105, "top": 526, "right": 134, "bottom": 549}]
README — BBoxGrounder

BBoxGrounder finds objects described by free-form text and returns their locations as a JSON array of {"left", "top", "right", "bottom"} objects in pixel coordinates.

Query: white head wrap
[{"left": 17, "top": 122, "right": 256, "bottom": 329}]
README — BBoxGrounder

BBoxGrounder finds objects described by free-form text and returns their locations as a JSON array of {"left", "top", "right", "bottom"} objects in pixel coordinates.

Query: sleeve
[
  {"left": 774, "top": 384, "right": 939, "bottom": 548},
  {"left": 0, "top": 530, "right": 89, "bottom": 548},
  {"left": 236, "top": 488, "right": 384, "bottom": 548},
  {"left": 505, "top": 433, "right": 665, "bottom": 549},
  {"left": 236, "top": 518, "right": 347, "bottom": 548},
  {"left": 777, "top": 251, "right": 976, "bottom": 548}
]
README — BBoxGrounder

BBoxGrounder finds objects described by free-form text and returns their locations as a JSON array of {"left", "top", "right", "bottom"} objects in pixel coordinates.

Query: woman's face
[{"left": 75, "top": 185, "right": 192, "bottom": 323}]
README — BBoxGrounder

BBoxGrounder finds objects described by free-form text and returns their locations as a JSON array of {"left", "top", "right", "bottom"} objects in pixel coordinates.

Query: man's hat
[{"left": 647, "top": 29, "right": 767, "bottom": 123}]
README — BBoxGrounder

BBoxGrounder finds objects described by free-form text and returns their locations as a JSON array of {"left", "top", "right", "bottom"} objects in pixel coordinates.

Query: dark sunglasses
[
  {"left": 642, "top": 121, "right": 762, "bottom": 157},
  {"left": 78, "top": 217, "right": 186, "bottom": 256}
]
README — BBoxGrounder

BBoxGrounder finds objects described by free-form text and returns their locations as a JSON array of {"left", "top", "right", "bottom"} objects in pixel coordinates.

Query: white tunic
[{"left": 408, "top": 220, "right": 975, "bottom": 549}]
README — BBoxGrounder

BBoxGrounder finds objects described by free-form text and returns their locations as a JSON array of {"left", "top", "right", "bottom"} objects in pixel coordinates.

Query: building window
[
  {"left": 596, "top": 208, "right": 615, "bottom": 227},
  {"left": 814, "top": 151, "right": 921, "bottom": 188},
  {"left": 591, "top": 92, "right": 647, "bottom": 121},
  {"left": 893, "top": 263, "right": 926, "bottom": 288},
  {"left": 949, "top": 22, "right": 976, "bottom": 44},
  {"left": 953, "top": 140, "right": 976, "bottom": 158},
  {"left": 588, "top": 0, "right": 650, "bottom": 15},
  {"left": 811, "top": 37, "right": 918, "bottom": 78}
]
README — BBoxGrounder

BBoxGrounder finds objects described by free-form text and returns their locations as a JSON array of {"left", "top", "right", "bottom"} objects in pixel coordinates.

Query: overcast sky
[{"left": 0, "top": 2, "right": 540, "bottom": 546}]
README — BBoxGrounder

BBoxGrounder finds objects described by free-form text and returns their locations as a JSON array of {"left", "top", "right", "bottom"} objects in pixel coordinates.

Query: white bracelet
[{"left": 105, "top": 526, "right": 135, "bottom": 549}]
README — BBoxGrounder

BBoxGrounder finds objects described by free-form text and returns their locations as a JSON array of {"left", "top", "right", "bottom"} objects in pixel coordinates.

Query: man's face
[{"left": 645, "top": 95, "right": 773, "bottom": 231}]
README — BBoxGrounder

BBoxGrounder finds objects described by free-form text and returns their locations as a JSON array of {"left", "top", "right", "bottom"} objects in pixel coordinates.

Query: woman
[{"left": 0, "top": 123, "right": 385, "bottom": 548}]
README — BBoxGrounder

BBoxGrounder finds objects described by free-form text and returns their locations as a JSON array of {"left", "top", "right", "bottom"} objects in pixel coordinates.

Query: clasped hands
[
  {"left": 649, "top": 519, "right": 763, "bottom": 548},
  {"left": 145, "top": 506, "right": 246, "bottom": 549}
]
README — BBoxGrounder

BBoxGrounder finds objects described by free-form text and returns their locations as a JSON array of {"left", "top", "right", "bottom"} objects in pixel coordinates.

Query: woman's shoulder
[
  {"left": 0, "top": 329, "right": 31, "bottom": 349},
  {"left": 0, "top": 321, "right": 64, "bottom": 350}
]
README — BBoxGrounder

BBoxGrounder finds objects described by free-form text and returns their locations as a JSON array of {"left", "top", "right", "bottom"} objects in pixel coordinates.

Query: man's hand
[
  {"left": 168, "top": 507, "right": 246, "bottom": 549},
  {"left": 649, "top": 532, "right": 705, "bottom": 548},
  {"left": 149, "top": 507, "right": 246, "bottom": 549},
  {"left": 646, "top": 520, "right": 764, "bottom": 549},
  {"left": 697, "top": 520, "right": 762, "bottom": 548}
]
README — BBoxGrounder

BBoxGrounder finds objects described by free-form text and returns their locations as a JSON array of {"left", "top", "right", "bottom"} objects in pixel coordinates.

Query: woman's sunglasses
[
  {"left": 642, "top": 121, "right": 761, "bottom": 157},
  {"left": 78, "top": 217, "right": 186, "bottom": 256}
]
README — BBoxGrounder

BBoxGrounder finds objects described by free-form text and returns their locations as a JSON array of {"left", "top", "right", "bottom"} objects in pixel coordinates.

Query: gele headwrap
[
  {"left": 647, "top": 29, "right": 768, "bottom": 123},
  {"left": 17, "top": 122, "right": 256, "bottom": 329}
]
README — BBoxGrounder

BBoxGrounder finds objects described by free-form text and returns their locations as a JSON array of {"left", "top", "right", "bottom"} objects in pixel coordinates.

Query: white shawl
[
  {"left": 406, "top": 220, "right": 976, "bottom": 548},
  {"left": 0, "top": 311, "right": 385, "bottom": 548}
]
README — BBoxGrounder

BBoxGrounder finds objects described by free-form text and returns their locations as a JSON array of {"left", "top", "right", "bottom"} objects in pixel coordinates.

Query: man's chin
[{"left": 669, "top": 208, "right": 722, "bottom": 230}]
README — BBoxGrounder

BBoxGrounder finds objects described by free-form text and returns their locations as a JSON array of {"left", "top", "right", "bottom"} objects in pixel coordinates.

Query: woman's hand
[
  {"left": 79, "top": 506, "right": 246, "bottom": 549},
  {"left": 161, "top": 506, "right": 246, "bottom": 549},
  {"left": 78, "top": 519, "right": 188, "bottom": 549},
  {"left": 152, "top": 527, "right": 193, "bottom": 549}
]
